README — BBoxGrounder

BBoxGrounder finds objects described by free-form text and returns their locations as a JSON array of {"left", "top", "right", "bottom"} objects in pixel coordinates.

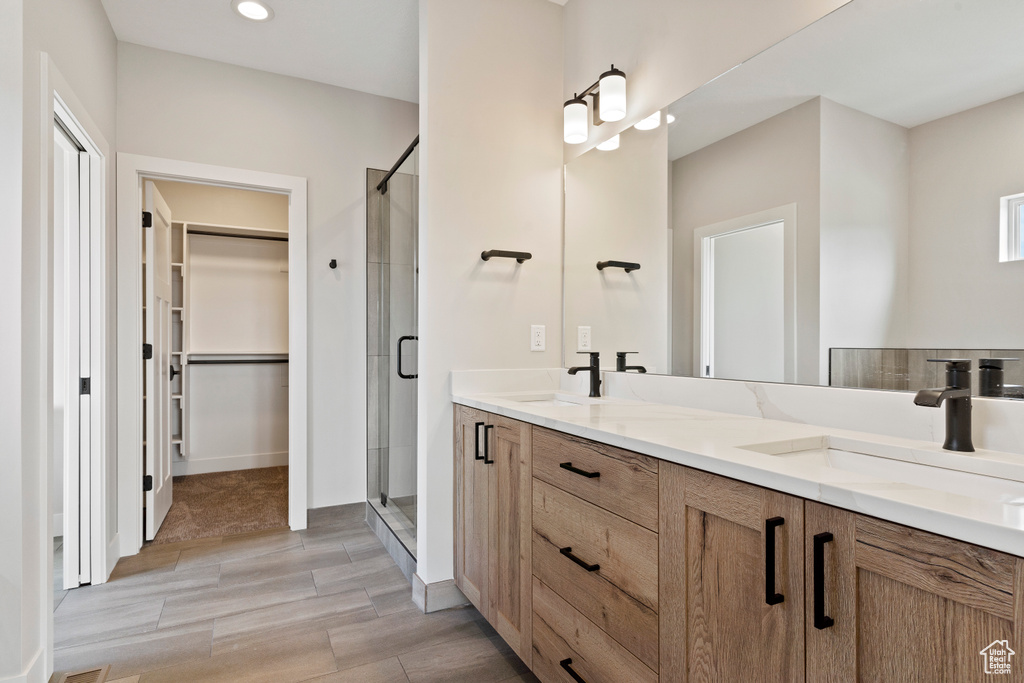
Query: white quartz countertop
[{"left": 453, "top": 388, "right": 1024, "bottom": 557}]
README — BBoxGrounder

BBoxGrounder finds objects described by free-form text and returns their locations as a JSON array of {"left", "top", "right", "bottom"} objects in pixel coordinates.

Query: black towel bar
[
  {"left": 481, "top": 250, "right": 532, "bottom": 263},
  {"left": 597, "top": 260, "right": 640, "bottom": 273}
]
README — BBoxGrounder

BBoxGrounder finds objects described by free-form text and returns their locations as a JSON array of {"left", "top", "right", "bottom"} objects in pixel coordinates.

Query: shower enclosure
[{"left": 367, "top": 137, "right": 419, "bottom": 557}]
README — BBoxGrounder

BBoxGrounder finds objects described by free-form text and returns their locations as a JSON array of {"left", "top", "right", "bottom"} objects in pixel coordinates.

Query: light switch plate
[
  {"left": 530, "top": 325, "right": 545, "bottom": 352},
  {"left": 577, "top": 326, "right": 592, "bottom": 351}
]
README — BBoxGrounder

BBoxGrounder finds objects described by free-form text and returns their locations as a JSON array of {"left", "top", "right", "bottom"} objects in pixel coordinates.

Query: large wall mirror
[{"left": 563, "top": 0, "right": 1024, "bottom": 399}]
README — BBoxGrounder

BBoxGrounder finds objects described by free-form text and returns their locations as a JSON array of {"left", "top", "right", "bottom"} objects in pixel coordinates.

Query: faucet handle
[
  {"left": 616, "top": 351, "right": 638, "bottom": 359},
  {"left": 927, "top": 358, "right": 971, "bottom": 371},
  {"left": 577, "top": 351, "right": 600, "bottom": 358},
  {"left": 980, "top": 358, "right": 1019, "bottom": 369}
]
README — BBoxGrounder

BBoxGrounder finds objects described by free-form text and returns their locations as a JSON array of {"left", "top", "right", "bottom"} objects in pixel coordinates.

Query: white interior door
[
  {"left": 143, "top": 181, "right": 173, "bottom": 540},
  {"left": 701, "top": 220, "right": 786, "bottom": 382},
  {"left": 54, "top": 123, "right": 91, "bottom": 587}
]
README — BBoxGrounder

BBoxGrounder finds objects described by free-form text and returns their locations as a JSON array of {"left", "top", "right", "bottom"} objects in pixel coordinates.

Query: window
[{"left": 999, "top": 192, "right": 1024, "bottom": 262}]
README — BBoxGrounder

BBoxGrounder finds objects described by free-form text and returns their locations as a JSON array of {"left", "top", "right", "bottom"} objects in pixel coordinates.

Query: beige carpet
[{"left": 150, "top": 466, "right": 289, "bottom": 545}]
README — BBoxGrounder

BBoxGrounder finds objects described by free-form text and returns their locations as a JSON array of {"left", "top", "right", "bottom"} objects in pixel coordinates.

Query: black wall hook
[{"left": 329, "top": 259, "right": 338, "bottom": 269}]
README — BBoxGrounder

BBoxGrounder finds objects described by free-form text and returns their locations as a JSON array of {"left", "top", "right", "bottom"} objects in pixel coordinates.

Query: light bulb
[
  {"left": 598, "top": 66, "right": 627, "bottom": 122},
  {"left": 634, "top": 111, "right": 661, "bottom": 131},
  {"left": 564, "top": 96, "right": 588, "bottom": 144},
  {"left": 596, "top": 134, "right": 620, "bottom": 151}
]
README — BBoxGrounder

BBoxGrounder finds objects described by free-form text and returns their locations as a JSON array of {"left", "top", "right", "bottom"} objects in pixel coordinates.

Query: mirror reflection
[{"left": 563, "top": 0, "right": 1024, "bottom": 398}]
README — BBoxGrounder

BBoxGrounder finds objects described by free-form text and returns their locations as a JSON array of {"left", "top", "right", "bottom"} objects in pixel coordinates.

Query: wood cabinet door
[
  {"left": 805, "top": 502, "right": 1024, "bottom": 682},
  {"left": 454, "top": 405, "right": 489, "bottom": 614},
  {"left": 486, "top": 413, "right": 532, "bottom": 665},
  {"left": 660, "top": 464, "right": 805, "bottom": 682}
]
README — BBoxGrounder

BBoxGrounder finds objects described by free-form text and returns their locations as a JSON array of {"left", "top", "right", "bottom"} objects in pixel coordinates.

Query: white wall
[
  {"left": 152, "top": 180, "right": 289, "bottom": 231},
  {"left": 562, "top": 0, "right": 851, "bottom": 158},
  {"left": 117, "top": 44, "right": 418, "bottom": 509},
  {"left": 418, "top": 0, "right": 564, "bottom": 586},
  {"left": 1, "top": 2, "right": 28, "bottom": 678},
  {"left": 819, "top": 98, "right": 910, "bottom": 381},
  {"left": 564, "top": 124, "right": 668, "bottom": 372},
  {"left": 907, "top": 91, "right": 1024, "bottom": 347},
  {"left": 672, "top": 99, "right": 821, "bottom": 382},
  {"left": 6, "top": 1, "right": 117, "bottom": 680}
]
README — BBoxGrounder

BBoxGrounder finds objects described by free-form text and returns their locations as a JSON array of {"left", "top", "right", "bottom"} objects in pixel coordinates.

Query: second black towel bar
[
  {"left": 481, "top": 250, "right": 532, "bottom": 263},
  {"left": 597, "top": 260, "right": 640, "bottom": 272}
]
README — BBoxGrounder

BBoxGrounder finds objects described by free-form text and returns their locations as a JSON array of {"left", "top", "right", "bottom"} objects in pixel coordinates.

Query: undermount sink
[
  {"left": 500, "top": 391, "right": 599, "bottom": 407},
  {"left": 740, "top": 435, "right": 1024, "bottom": 506}
]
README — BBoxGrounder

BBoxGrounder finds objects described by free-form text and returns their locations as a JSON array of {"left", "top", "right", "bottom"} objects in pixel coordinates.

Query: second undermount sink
[
  {"left": 500, "top": 391, "right": 600, "bottom": 407},
  {"left": 740, "top": 435, "right": 1024, "bottom": 506}
]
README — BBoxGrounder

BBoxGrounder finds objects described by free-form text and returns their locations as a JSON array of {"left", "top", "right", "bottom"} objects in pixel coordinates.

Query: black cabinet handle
[
  {"left": 473, "top": 422, "right": 485, "bottom": 461},
  {"left": 397, "top": 335, "right": 418, "bottom": 379},
  {"left": 559, "top": 462, "right": 600, "bottom": 479},
  {"left": 765, "top": 516, "right": 785, "bottom": 605},
  {"left": 560, "top": 546, "right": 599, "bottom": 572},
  {"left": 813, "top": 532, "right": 835, "bottom": 629},
  {"left": 483, "top": 425, "right": 494, "bottom": 465},
  {"left": 559, "top": 658, "right": 587, "bottom": 683}
]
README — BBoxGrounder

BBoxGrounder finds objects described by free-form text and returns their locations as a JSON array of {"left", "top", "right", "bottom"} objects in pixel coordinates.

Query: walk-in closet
[{"left": 142, "top": 180, "right": 290, "bottom": 544}]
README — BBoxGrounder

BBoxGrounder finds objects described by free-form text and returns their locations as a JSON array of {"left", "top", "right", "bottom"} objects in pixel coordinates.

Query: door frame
[
  {"left": 693, "top": 203, "right": 798, "bottom": 383},
  {"left": 116, "top": 153, "right": 309, "bottom": 556}
]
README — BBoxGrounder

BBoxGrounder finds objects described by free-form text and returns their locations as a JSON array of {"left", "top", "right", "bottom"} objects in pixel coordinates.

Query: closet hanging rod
[
  {"left": 597, "top": 260, "right": 641, "bottom": 273},
  {"left": 188, "top": 359, "right": 289, "bottom": 365},
  {"left": 377, "top": 134, "right": 420, "bottom": 195},
  {"left": 481, "top": 250, "right": 532, "bottom": 263},
  {"left": 189, "top": 229, "right": 288, "bottom": 243}
]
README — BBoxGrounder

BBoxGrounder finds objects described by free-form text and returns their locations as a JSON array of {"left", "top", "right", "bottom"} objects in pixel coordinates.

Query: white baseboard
[
  {"left": 412, "top": 575, "right": 469, "bottom": 614},
  {"left": 0, "top": 646, "right": 44, "bottom": 683},
  {"left": 52, "top": 513, "right": 63, "bottom": 538},
  {"left": 102, "top": 532, "right": 120, "bottom": 585},
  {"left": 172, "top": 451, "right": 288, "bottom": 476}
]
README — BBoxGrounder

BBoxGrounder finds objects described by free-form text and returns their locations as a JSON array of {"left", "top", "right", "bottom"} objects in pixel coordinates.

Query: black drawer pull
[
  {"left": 560, "top": 658, "right": 587, "bottom": 683},
  {"left": 765, "top": 516, "right": 785, "bottom": 605},
  {"left": 483, "top": 424, "right": 494, "bottom": 465},
  {"left": 559, "top": 462, "right": 600, "bottom": 478},
  {"left": 473, "top": 422, "right": 485, "bottom": 461},
  {"left": 560, "top": 546, "right": 599, "bottom": 572},
  {"left": 813, "top": 532, "right": 835, "bottom": 629}
]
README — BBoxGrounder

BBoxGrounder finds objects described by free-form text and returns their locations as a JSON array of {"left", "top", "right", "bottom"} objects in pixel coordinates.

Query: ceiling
[
  {"left": 668, "top": 0, "right": 1024, "bottom": 160},
  {"left": 101, "top": 0, "right": 420, "bottom": 103}
]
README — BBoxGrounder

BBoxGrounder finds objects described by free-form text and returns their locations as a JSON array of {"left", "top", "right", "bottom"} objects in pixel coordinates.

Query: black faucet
[
  {"left": 568, "top": 351, "right": 601, "bottom": 398},
  {"left": 615, "top": 352, "right": 647, "bottom": 373},
  {"left": 979, "top": 358, "right": 1019, "bottom": 397},
  {"left": 913, "top": 359, "right": 974, "bottom": 452}
]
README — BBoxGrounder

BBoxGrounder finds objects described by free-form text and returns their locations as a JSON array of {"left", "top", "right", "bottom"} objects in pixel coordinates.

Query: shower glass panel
[{"left": 367, "top": 140, "right": 418, "bottom": 557}]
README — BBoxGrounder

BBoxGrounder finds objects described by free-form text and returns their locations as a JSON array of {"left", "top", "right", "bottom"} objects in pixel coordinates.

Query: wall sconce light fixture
[{"left": 563, "top": 64, "right": 628, "bottom": 144}]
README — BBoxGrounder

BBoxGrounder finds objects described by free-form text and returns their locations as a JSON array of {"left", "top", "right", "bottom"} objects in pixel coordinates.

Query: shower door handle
[{"left": 397, "top": 335, "right": 418, "bottom": 379}]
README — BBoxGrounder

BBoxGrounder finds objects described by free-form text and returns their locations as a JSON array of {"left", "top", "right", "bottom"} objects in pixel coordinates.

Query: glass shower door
[{"left": 367, "top": 140, "right": 418, "bottom": 557}]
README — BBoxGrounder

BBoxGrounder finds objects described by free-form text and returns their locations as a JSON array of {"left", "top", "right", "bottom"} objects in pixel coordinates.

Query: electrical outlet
[
  {"left": 530, "top": 325, "right": 546, "bottom": 352},
  {"left": 577, "top": 326, "right": 592, "bottom": 351}
]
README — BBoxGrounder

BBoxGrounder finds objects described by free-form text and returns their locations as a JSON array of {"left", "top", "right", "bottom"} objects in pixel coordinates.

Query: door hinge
[
  {"left": 143, "top": 343, "right": 153, "bottom": 360},
  {"left": 142, "top": 211, "right": 152, "bottom": 228},
  {"left": 79, "top": 378, "right": 91, "bottom": 395},
  {"left": 143, "top": 475, "right": 153, "bottom": 492}
]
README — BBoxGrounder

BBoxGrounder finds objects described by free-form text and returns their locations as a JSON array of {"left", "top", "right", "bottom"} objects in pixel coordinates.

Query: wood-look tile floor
[{"left": 53, "top": 504, "right": 539, "bottom": 683}]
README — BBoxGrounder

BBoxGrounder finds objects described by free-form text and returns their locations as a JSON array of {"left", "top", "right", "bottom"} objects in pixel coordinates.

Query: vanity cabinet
[
  {"left": 659, "top": 464, "right": 805, "bottom": 681},
  {"left": 804, "top": 502, "right": 1024, "bottom": 682},
  {"left": 454, "top": 407, "right": 1024, "bottom": 682},
  {"left": 453, "top": 405, "right": 532, "bottom": 664}
]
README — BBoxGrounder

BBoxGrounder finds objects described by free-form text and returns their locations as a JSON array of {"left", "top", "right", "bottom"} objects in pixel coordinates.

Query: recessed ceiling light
[
  {"left": 634, "top": 111, "right": 661, "bottom": 131},
  {"left": 233, "top": 0, "right": 274, "bottom": 21},
  {"left": 666, "top": 114, "right": 676, "bottom": 124}
]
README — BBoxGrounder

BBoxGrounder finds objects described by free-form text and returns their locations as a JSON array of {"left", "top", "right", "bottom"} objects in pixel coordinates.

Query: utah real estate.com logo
[{"left": 980, "top": 640, "right": 1015, "bottom": 675}]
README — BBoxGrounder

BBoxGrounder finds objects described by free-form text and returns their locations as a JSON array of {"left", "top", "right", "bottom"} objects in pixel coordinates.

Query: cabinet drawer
[
  {"left": 533, "top": 427, "right": 659, "bottom": 531},
  {"left": 533, "top": 577, "right": 657, "bottom": 683},
  {"left": 533, "top": 479, "right": 659, "bottom": 670}
]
